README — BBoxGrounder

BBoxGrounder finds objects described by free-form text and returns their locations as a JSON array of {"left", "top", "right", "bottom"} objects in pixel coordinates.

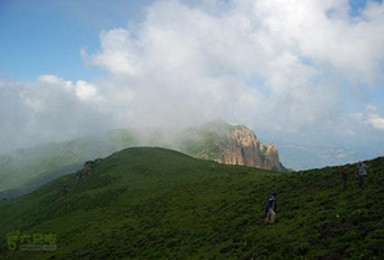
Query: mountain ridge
[
  {"left": 0, "top": 121, "right": 285, "bottom": 197},
  {"left": 0, "top": 147, "right": 382, "bottom": 259}
]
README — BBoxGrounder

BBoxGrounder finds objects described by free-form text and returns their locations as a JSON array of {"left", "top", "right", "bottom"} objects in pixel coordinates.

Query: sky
[{"left": 0, "top": 0, "right": 383, "bottom": 169}]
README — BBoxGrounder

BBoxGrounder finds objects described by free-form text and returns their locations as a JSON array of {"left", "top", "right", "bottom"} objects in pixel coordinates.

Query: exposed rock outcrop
[
  {"left": 223, "top": 126, "right": 285, "bottom": 171},
  {"left": 183, "top": 122, "right": 286, "bottom": 172}
]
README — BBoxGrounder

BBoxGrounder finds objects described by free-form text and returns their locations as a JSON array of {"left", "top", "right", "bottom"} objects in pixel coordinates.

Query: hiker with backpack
[{"left": 265, "top": 192, "right": 278, "bottom": 224}]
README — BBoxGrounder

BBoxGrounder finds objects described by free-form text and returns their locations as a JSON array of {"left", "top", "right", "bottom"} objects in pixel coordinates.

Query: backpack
[{"left": 265, "top": 196, "right": 275, "bottom": 213}]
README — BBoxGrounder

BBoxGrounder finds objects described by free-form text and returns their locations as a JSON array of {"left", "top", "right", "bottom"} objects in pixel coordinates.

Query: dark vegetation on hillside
[{"left": 0, "top": 148, "right": 383, "bottom": 259}]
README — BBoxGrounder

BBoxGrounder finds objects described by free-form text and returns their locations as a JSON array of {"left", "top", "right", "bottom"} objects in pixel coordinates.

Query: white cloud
[
  {"left": 91, "top": 28, "right": 140, "bottom": 75},
  {"left": 0, "top": 76, "right": 110, "bottom": 153},
  {"left": 368, "top": 115, "right": 384, "bottom": 131},
  {"left": 1, "top": 0, "right": 384, "bottom": 154},
  {"left": 38, "top": 74, "right": 61, "bottom": 84},
  {"left": 351, "top": 105, "right": 384, "bottom": 131},
  {"left": 84, "top": 0, "right": 384, "bottom": 131},
  {"left": 250, "top": 0, "right": 384, "bottom": 84},
  {"left": 38, "top": 74, "right": 74, "bottom": 92},
  {"left": 38, "top": 74, "right": 102, "bottom": 102},
  {"left": 75, "top": 81, "right": 102, "bottom": 102},
  {"left": 20, "top": 94, "right": 45, "bottom": 113},
  {"left": 365, "top": 105, "right": 384, "bottom": 131}
]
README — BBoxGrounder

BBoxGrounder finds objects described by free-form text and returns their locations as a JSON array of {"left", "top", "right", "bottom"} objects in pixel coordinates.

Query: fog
[{"left": 1, "top": 0, "right": 384, "bottom": 169}]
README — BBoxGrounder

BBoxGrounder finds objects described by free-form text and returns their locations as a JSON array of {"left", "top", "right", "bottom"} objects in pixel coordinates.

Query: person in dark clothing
[{"left": 265, "top": 192, "right": 278, "bottom": 224}]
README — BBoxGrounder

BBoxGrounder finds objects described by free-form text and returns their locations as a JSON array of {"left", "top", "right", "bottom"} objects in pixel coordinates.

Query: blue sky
[
  {"left": 1, "top": 0, "right": 381, "bottom": 83},
  {"left": 0, "top": 0, "right": 383, "bottom": 169},
  {"left": 1, "top": 0, "right": 376, "bottom": 81},
  {"left": 0, "top": 0, "right": 379, "bottom": 81},
  {"left": 0, "top": 0, "right": 153, "bottom": 81},
  {"left": 349, "top": 0, "right": 383, "bottom": 15}
]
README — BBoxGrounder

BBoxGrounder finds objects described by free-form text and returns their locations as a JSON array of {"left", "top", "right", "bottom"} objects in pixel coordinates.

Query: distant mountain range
[{"left": 0, "top": 121, "right": 285, "bottom": 197}]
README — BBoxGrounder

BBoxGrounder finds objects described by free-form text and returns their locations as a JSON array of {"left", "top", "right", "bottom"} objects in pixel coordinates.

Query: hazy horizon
[{"left": 1, "top": 0, "right": 383, "bottom": 170}]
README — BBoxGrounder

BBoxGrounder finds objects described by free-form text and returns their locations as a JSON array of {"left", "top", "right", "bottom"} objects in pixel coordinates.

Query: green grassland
[
  {"left": 0, "top": 121, "right": 283, "bottom": 198},
  {"left": 0, "top": 123, "right": 234, "bottom": 195},
  {"left": 0, "top": 147, "right": 383, "bottom": 259}
]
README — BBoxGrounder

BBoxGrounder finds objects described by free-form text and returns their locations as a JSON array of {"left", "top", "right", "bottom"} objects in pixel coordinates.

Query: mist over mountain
[
  {"left": 1, "top": 1, "right": 383, "bottom": 258},
  {"left": 0, "top": 121, "right": 285, "bottom": 197}
]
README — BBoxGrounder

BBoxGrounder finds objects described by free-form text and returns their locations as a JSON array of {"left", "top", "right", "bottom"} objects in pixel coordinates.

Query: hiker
[
  {"left": 265, "top": 192, "right": 278, "bottom": 224},
  {"left": 341, "top": 166, "right": 348, "bottom": 190},
  {"left": 357, "top": 161, "right": 368, "bottom": 189}
]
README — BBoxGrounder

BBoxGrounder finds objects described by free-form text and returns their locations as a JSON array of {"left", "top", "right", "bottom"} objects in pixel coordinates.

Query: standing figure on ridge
[
  {"left": 265, "top": 192, "right": 278, "bottom": 224},
  {"left": 357, "top": 161, "right": 368, "bottom": 189}
]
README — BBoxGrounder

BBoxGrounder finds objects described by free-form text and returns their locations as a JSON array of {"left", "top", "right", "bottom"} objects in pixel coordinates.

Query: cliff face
[
  {"left": 183, "top": 122, "right": 286, "bottom": 172},
  {"left": 222, "top": 126, "right": 285, "bottom": 171}
]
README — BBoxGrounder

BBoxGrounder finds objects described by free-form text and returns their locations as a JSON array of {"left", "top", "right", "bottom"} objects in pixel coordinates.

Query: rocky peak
[
  {"left": 181, "top": 121, "right": 286, "bottom": 172},
  {"left": 228, "top": 127, "right": 285, "bottom": 171},
  {"left": 230, "top": 126, "right": 259, "bottom": 147},
  {"left": 266, "top": 143, "right": 277, "bottom": 154},
  {"left": 210, "top": 122, "right": 285, "bottom": 171}
]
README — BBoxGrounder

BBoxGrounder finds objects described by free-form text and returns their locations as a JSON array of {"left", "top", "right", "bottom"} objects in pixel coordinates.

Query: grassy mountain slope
[
  {"left": 0, "top": 122, "right": 285, "bottom": 198},
  {"left": 0, "top": 148, "right": 383, "bottom": 259},
  {"left": 0, "top": 131, "right": 140, "bottom": 195}
]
